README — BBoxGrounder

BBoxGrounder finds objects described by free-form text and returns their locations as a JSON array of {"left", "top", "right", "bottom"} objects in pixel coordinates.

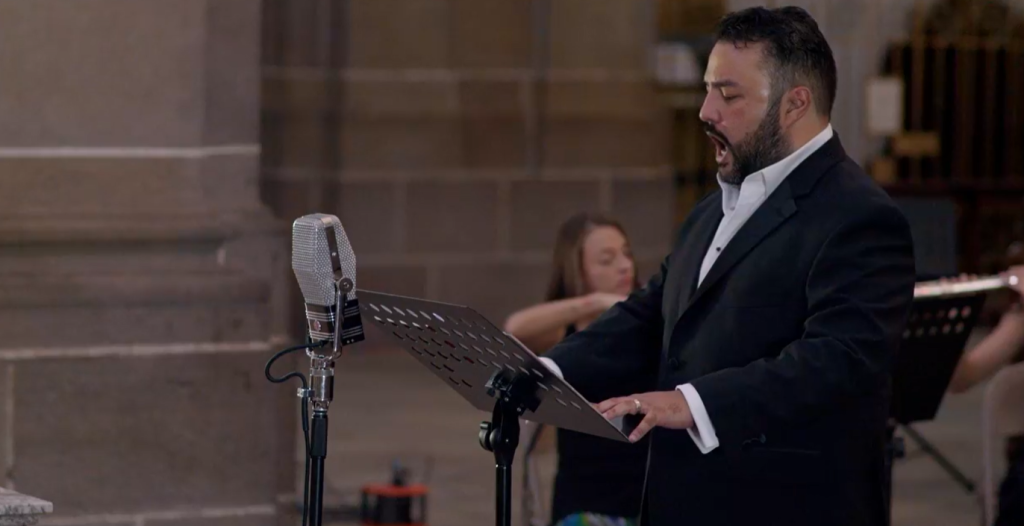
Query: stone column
[{"left": 0, "top": 1, "right": 291, "bottom": 525}]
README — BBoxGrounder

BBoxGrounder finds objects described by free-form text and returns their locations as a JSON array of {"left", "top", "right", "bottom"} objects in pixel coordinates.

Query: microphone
[
  {"left": 292, "top": 213, "right": 365, "bottom": 358},
  {"left": 288, "top": 213, "right": 364, "bottom": 526}
]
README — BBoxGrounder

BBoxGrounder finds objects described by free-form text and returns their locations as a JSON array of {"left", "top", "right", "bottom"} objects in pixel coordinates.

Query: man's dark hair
[{"left": 714, "top": 6, "right": 837, "bottom": 118}]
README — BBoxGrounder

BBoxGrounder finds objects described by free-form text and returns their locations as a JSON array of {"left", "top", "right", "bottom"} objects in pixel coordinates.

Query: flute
[{"left": 913, "top": 274, "right": 1020, "bottom": 298}]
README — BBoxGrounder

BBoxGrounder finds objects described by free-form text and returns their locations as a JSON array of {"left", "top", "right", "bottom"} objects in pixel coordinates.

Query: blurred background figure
[
  {"left": 946, "top": 264, "right": 1024, "bottom": 526},
  {"left": 505, "top": 213, "right": 647, "bottom": 526}
]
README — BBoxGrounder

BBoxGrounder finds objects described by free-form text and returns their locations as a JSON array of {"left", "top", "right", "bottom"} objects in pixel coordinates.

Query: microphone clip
[
  {"left": 308, "top": 355, "right": 335, "bottom": 412},
  {"left": 305, "top": 276, "right": 351, "bottom": 413}
]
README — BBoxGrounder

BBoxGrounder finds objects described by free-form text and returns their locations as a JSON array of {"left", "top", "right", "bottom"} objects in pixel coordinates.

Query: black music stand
[
  {"left": 356, "top": 290, "right": 637, "bottom": 526},
  {"left": 884, "top": 291, "right": 988, "bottom": 524}
]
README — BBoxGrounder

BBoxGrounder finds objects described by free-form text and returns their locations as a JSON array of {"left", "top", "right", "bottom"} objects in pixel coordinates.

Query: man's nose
[{"left": 699, "top": 94, "right": 718, "bottom": 125}]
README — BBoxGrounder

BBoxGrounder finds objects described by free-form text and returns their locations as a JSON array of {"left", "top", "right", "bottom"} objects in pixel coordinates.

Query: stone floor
[{"left": 309, "top": 326, "right": 1002, "bottom": 526}]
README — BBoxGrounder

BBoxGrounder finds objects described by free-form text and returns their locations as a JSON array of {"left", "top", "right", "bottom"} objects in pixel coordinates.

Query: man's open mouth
[{"left": 707, "top": 132, "right": 730, "bottom": 164}]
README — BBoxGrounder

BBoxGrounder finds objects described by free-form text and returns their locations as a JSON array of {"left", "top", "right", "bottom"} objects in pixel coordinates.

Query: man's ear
[{"left": 782, "top": 86, "right": 812, "bottom": 126}]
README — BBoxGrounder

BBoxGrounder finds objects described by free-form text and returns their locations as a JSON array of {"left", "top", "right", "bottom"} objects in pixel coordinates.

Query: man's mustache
[{"left": 702, "top": 122, "right": 731, "bottom": 149}]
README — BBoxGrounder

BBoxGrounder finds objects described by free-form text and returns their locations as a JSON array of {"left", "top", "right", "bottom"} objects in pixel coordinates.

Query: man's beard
[{"left": 706, "top": 96, "right": 790, "bottom": 185}]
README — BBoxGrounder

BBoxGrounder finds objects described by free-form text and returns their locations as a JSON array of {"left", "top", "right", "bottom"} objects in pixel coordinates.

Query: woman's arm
[
  {"left": 948, "top": 306, "right": 1024, "bottom": 393},
  {"left": 503, "top": 293, "right": 625, "bottom": 354}
]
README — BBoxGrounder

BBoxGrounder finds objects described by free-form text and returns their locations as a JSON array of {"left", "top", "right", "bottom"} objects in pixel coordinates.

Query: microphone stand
[
  {"left": 303, "top": 277, "right": 349, "bottom": 526},
  {"left": 305, "top": 358, "right": 333, "bottom": 526}
]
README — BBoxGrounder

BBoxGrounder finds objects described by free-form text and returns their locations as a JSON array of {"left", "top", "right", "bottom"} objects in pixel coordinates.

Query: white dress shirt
[{"left": 540, "top": 125, "right": 834, "bottom": 453}]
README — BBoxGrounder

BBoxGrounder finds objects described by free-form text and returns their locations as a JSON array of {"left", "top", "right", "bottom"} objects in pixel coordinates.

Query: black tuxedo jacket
[{"left": 546, "top": 134, "right": 916, "bottom": 526}]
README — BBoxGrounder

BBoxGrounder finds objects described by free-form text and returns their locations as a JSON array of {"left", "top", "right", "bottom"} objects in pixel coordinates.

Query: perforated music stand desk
[
  {"left": 882, "top": 291, "right": 988, "bottom": 526},
  {"left": 356, "top": 290, "right": 634, "bottom": 526},
  {"left": 891, "top": 293, "right": 987, "bottom": 425}
]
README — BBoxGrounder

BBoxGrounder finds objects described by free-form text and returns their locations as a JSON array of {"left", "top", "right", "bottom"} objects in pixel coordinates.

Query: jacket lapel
[
  {"left": 674, "top": 133, "right": 847, "bottom": 320},
  {"left": 672, "top": 201, "right": 724, "bottom": 310},
  {"left": 685, "top": 179, "right": 797, "bottom": 311}
]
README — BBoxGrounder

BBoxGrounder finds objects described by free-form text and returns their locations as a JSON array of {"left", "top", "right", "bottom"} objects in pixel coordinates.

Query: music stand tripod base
[{"left": 356, "top": 290, "right": 635, "bottom": 526}]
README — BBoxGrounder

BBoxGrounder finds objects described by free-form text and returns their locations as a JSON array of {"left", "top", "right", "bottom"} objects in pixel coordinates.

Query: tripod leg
[
  {"left": 902, "top": 425, "right": 976, "bottom": 493},
  {"left": 309, "top": 410, "right": 329, "bottom": 526}
]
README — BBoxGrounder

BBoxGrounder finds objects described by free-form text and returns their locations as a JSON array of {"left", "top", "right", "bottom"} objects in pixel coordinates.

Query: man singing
[{"left": 539, "top": 6, "right": 916, "bottom": 526}]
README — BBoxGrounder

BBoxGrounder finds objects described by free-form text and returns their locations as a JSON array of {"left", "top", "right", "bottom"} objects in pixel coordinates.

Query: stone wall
[
  {"left": 0, "top": 1, "right": 290, "bottom": 525},
  {"left": 261, "top": 0, "right": 676, "bottom": 334}
]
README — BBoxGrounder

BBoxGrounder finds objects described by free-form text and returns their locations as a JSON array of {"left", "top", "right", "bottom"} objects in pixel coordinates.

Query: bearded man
[{"left": 538, "top": 6, "right": 917, "bottom": 526}]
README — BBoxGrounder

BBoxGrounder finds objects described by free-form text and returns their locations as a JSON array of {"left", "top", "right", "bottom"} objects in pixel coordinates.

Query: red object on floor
[{"left": 360, "top": 483, "right": 428, "bottom": 526}]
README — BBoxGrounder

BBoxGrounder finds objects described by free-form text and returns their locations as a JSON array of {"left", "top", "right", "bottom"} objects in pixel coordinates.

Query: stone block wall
[
  {"left": 0, "top": 1, "right": 290, "bottom": 525},
  {"left": 261, "top": 0, "right": 676, "bottom": 331}
]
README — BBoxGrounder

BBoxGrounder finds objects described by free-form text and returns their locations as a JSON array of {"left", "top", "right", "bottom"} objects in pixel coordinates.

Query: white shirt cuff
[
  {"left": 538, "top": 357, "right": 564, "bottom": 380},
  {"left": 678, "top": 383, "right": 719, "bottom": 454}
]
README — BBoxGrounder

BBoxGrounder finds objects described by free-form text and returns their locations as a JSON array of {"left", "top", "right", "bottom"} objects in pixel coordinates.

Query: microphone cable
[{"left": 265, "top": 339, "right": 328, "bottom": 526}]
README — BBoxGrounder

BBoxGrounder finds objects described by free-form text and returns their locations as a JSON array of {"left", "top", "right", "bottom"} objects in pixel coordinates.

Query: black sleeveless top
[{"left": 549, "top": 325, "right": 649, "bottom": 525}]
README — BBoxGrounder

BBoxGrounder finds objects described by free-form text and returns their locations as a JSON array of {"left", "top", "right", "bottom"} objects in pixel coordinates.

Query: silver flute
[{"left": 913, "top": 274, "right": 1020, "bottom": 298}]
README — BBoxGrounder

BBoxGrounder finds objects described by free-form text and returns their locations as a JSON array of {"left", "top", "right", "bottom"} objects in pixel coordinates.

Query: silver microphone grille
[{"left": 291, "top": 214, "right": 358, "bottom": 306}]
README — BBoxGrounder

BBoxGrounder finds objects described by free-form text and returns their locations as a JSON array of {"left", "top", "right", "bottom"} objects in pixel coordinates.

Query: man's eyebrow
[{"left": 705, "top": 80, "right": 738, "bottom": 89}]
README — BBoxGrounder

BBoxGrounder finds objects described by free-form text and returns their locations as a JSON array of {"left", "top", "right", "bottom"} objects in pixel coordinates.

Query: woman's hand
[
  {"left": 938, "top": 273, "right": 978, "bottom": 285},
  {"left": 1001, "top": 265, "right": 1024, "bottom": 296}
]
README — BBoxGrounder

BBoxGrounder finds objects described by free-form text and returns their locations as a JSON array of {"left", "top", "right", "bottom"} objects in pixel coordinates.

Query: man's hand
[{"left": 596, "top": 391, "right": 694, "bottom": 443}]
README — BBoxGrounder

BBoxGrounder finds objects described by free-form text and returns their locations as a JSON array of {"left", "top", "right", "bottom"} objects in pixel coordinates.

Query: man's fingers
[
  {"left": 600, "top": 399, "right": 637, "bottom": 420},
  {"left": 629, "top": 412, "right": 658, "bottom": 442},
  {"left": 595, "top": 397, "right": 626, "bottom": 414}
]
